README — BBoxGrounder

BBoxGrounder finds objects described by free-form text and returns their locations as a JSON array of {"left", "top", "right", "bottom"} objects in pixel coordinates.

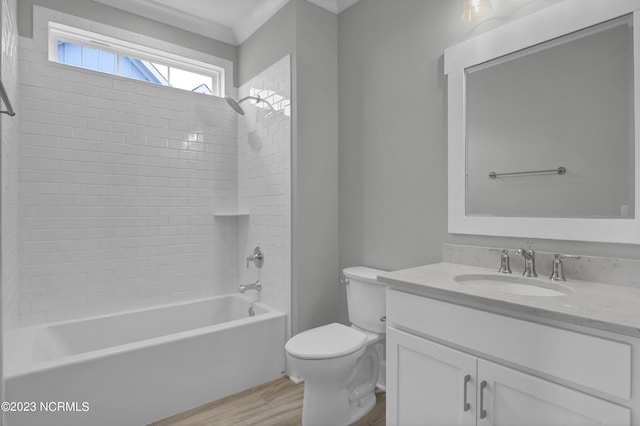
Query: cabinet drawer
[{"left": 387, "top": 289, "right": 632, "bottom": 400}]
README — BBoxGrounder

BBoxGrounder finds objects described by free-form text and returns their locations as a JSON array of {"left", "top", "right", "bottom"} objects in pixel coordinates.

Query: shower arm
[
  {"left": 237, "top": 95, "right": 275, "bottom": 111},
  {"left": 236, "top": 95, "right": 259, "bottom": 104}
]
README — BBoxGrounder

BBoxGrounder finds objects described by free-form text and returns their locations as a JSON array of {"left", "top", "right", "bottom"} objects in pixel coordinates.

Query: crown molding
[
  {"left": 306, "top": 0, "right": 361, "bottom": 14},
  {"left": 93, "top": 0, "right": 291, "bottom": 46},
  {"left": 234, "top": 0, "right": 291, "bottom": 43}
]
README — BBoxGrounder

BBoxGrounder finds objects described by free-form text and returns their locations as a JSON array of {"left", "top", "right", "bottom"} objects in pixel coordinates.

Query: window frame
[{"left": 48, "top": 21, "right": 224, "bottom": 97}]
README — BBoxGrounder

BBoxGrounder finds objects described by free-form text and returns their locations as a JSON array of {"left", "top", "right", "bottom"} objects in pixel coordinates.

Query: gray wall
[
  {"left": 17, "top": 0, "right": 238, "bottom": 84},
  {"left": 337, "top": 0, "right": 640, "bottom": 278},
  {"left": 294, "top": 0, "right": 341, "bottom": 332},
  {"left": 239, "top": 0, "right": 341, "bottom": 334},
  {"left": 237, "top": 1, "right": 295, "bottom": 86},
  {"left": 338, "top": 0, "right": 452, "bottom": 272}
]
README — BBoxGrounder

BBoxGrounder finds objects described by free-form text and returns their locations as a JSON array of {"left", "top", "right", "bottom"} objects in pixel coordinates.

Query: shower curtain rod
[{"left": 0, "top": 79, "right": 16, "bottom": 116}]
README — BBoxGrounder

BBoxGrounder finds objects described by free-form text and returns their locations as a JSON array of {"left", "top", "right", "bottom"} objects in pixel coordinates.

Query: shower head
[
  {"left": 225, "top": 96, "right": 246, "bottom": 115},
  {"left": 225, "top": 95, "right": 275, "bottom": 116}
]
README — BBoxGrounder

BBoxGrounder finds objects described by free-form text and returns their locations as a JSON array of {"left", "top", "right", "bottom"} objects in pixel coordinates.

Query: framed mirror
[{"left": 445, "top": 0, "right": 640, "bottom": 243}]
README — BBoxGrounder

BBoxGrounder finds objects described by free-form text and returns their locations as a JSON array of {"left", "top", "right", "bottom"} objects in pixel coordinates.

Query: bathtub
[{"left": 5, "top": 294, "right": 286, "bottom": 426}]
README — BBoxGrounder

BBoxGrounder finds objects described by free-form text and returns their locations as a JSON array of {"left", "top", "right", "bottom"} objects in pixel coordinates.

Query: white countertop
[{"left": 379, "top": 262, "right": 640, "bottom": 338}]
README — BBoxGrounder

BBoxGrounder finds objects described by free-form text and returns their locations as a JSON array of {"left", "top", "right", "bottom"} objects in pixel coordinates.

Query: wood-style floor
[{"left": 149, "top": 376, "right": 385, "bottom": 426}]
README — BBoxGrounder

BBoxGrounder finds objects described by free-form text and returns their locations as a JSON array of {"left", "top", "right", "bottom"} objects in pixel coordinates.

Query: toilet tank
[{"left": 343, "top": 267, "right": 387, "bottom": 334}]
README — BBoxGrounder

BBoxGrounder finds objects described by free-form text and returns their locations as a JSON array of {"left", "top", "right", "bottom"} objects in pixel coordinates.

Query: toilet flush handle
[
  {"left": 380, "top": 316, "right": 386, "bottom": 322},
  {"left": 337, "top": 274, "right": 350, "bottom": 286}
]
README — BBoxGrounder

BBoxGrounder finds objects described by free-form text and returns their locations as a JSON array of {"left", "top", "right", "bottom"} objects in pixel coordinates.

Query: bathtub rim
[{"left": 6, "top": 293, "right": 285, "bottom": 379}]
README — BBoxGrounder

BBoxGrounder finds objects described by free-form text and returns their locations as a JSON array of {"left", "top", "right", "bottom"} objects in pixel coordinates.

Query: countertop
[{"left": 379, "top": 262, "right": 640, "bottom": 338}]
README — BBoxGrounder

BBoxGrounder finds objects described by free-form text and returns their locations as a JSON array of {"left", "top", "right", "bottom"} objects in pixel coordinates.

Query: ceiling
[{"left": 93, "top": 0, "right": 361, "bottom": 46}]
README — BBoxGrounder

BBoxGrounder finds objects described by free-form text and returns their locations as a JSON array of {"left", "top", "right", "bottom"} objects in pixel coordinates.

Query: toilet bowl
[
  {"left": 285, "top": 267, "right": 386, "bottom": 426},
  {"left": 286, "top": 323, "right": 383, "bottom": 426}
]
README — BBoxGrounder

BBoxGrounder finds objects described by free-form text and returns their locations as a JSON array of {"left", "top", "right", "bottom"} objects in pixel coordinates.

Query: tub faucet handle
[{"left": 246, "top": 247, "right": 264, "bottom": 268}]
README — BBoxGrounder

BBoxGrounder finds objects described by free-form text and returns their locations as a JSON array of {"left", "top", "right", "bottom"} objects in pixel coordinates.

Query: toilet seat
[{"left": 286, "top": 323, "right": 366, "bottom": 360}]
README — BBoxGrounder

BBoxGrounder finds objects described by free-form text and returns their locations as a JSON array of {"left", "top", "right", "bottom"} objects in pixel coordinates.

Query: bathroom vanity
[
  {"left": 399, "top": 0, "right": 640, "bottom": 421},
  {"left": 398, "top": 0, "right": 640, "bottom": 421},
  {"left": 379, "top": 263, "right": 640, "bottom": 426}
]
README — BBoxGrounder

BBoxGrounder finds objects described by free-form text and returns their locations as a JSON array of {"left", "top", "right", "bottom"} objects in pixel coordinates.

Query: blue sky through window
[{"left": 57, "top": 41, "right": 213, "bottom": 95}]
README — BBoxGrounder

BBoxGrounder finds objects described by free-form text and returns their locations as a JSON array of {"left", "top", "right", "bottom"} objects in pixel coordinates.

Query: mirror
[
  {"left": 445, "top": 0, "right": 640, "bottom": 243},
  {"left": 466, "top": 17, "right": 634, "bottom": 219}
]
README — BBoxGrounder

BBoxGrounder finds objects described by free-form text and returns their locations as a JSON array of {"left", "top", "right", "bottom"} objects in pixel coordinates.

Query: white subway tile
[
  {"left": 124, "top": 134, "right": 147, "bottom": 145},
  {"left": 22, "top": 110, "right": 60, "bottom": 125},
  {"left": 111, "top": 122, "right": 137, "bottom": 135},
  {"left": 17, "top": 22, "right": 293, "bottom": 325},
  {"left": 73, "top": 105, "right": 100, "bottom": 119},
  {"left": 99, "top": 109, "right": 125, "bottom": 123},
  {"left": 44, "top": 124, "right": 74, "bottom": 138},
  {"left": 100, "top": 131, "right": 124, "bottom": 144},
  {"left": 85, "top": 140, "right": 115, "bottom": 153},
  {"left": 59, "top": 140, "right": 87, "bottom": 152},
  {"left": 59, "top": 161, "right": 90, "bottom": 173},
  {"left": 87, "top": 74, "right": 113, "bottom": 89},
  {"left": 88, "top": 96, "right": 114, "bottom": 110},
  {"left": 22, "top": 157, "right": 60, "bottom": 171},
  {"left": 87, "top": 119, "right": 112, "bottom": 131}
]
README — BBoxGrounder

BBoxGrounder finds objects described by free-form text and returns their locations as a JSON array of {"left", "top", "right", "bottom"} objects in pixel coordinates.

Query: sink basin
[{"left": 454, "top": 274, "right": 570, "bottom": 297}]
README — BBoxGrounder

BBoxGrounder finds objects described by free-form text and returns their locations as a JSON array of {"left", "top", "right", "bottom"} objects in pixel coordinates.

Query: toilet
[{"left": 285, "top": 267, "right": 386, "bottom": 426}]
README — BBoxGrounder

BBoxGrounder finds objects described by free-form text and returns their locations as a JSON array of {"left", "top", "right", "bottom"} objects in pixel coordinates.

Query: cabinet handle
[
  {"left": 479, "top": 380, "right": 488, "bottom": 419},
  {"left": 463, "top": 374, "right": 471, "bottom": 412}
]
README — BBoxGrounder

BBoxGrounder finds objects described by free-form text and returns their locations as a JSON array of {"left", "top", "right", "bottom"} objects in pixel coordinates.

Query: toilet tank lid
[{"left": 343, "top": 266, "right": 386, "bottom": 284}]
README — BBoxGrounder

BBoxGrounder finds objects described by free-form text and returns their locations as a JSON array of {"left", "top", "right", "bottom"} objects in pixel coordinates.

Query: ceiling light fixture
[{"left": 461, "top": 0, "right": 493, "bottom": 23}]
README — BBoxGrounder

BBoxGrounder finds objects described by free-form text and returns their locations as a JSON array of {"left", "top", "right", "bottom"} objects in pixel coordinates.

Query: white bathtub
[{"left": 5, "top": 294, "right": 286, "bottom": 426}]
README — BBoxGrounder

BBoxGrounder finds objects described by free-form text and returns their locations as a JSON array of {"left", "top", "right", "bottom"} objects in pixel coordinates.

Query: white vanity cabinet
[
  {"left": 386, "top": 289, "right": 636, "bottom": 426},
  {"left": 477, "top": 359, "right": 629, "bottom": 425},
  {"left": 387, "top": 327, "right": 476, "bottom": 426},
  {"left": 387, "top": 327, "right": 476, "bottom": 425}
]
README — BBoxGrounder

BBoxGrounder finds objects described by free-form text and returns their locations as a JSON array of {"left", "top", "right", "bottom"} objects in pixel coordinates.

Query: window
[{"left": 49, "top": 22, "right": 223, "bottom": 97}]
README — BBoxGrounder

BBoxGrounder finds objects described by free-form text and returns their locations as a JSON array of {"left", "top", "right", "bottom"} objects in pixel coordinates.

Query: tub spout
[{"left": 238, "top": 280, "right": 262, "bottom": 294}]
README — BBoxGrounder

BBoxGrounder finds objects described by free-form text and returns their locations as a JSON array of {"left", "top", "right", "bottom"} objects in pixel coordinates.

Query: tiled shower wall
[
  {"left": 16, "top": 10, "right": 240, "bottom": 325},
  {"left": 237, "top": 56, "right": 291, "bottom": 326},
  {"left": 2, "top": 0, "right": 19, "bottom": 416},
  {"left": 2, "top": 0, "right": 19, "bottom": 329}
]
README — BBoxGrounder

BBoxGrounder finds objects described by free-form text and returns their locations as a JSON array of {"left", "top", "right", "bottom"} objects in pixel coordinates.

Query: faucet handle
[
  {"left": 526, "top": 241, "right": 535, "bottom": 253},
  {"left": 556, "top": 254, "right": 580, "bottom": 260},
  {"left": 488, "top": 248, "right": 512, "bottom": 274},
  {"left": 549, "top": 254, "right": 580, "bottom": 281},
  {"left": 246, "top": 247, "right": 264, "bottom": 269}
]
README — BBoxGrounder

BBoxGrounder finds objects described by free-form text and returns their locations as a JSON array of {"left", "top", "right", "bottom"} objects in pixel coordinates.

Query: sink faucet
[
  {"left": 515, "top": 242, "right": 537, "bottom": 277},
  {"left": 239, "top": 280, "right": 262, "bottom": 294}
]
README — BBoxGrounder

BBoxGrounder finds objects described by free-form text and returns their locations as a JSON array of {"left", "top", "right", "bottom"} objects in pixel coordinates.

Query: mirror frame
[{"left": 445, "top": 0, "right": 640, "bottom": 244}]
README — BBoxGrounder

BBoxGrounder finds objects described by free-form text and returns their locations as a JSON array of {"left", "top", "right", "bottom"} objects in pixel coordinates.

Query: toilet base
[
  {"left": 348, "top": 393, "right": 376, "bottom": 424},
  {"left": 300, "top": 386, "right": 377, "bottom": 426}
]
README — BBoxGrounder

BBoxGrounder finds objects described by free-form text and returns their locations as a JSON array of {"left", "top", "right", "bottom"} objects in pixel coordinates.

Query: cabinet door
[
  {"left": 477, "top": 360, "right": 631, "bottom": 426},
  {"left": 387, "top": 327, "right": 477, "bottom": 426}
]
